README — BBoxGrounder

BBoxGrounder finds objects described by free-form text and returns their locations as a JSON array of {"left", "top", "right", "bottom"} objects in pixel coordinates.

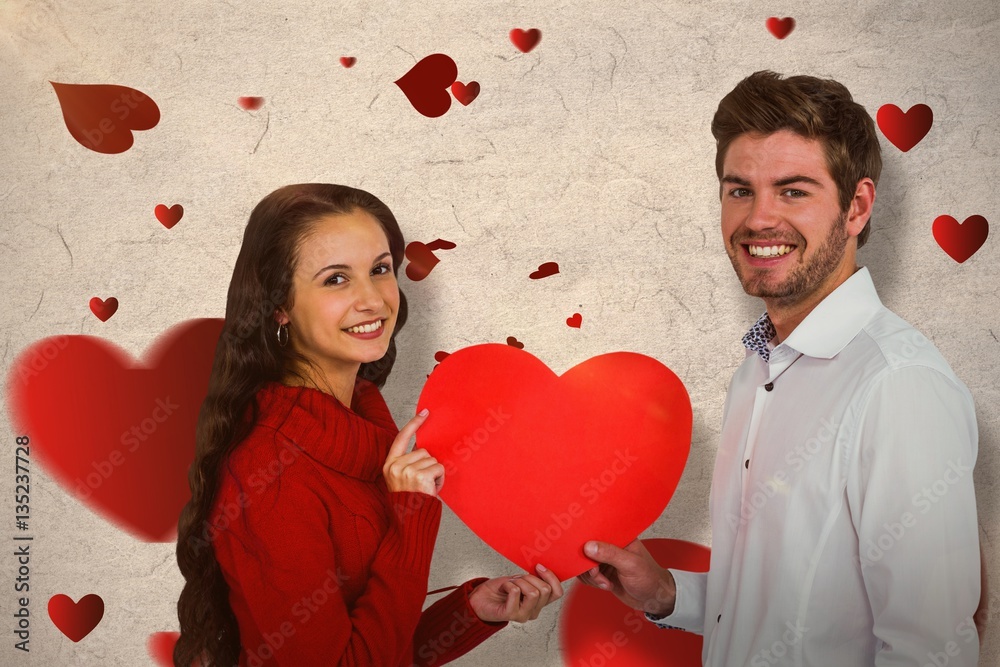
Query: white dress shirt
[{"left": 649, "top": 266, "right": 981, "bottom": 666}]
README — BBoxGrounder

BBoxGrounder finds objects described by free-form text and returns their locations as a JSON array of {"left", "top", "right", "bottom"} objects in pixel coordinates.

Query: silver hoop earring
[{"left": 276, "top": 323, "right": 289, "bottom": 347}]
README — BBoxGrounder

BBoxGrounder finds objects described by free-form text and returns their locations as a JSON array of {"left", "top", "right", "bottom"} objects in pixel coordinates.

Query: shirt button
[
  {"left": 745, "top": 459, "right": 750, "bottom": 469},
  {"left": 764, "top": 382, "right": 774, "bottom": 391}
]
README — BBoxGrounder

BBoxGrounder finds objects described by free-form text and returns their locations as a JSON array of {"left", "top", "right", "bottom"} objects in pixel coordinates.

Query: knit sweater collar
[{"left": 254, "top": 378, "right": 399, "bottom": 481}]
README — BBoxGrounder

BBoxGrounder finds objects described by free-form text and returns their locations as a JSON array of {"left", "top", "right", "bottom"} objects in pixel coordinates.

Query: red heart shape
[
  {"left": 48, "top": 594, "right": 104, "bottom": 642},
  {"left": 510, "top": 28, "right": 542, "bottom": 53},
  {"left": 154, "top": 203, "right": 183, "bottom": 229},
  {"left": 394, "top": 53, "right": 458, "bottom": 118},
  {"left": 560, "top": 539, "right": 710, "bottom": 666},
  {"left": 237, "top": 96, "right": 264, "bottom": 111},
  {"left": 567, "top": 313, "right": 582, "bottom": 328},
  {"left": 932, "top": 215, "right": 989, "bottom": 263},
  {"left": 765, "top": 17, "right": 795, "bottom": 39},
  {"left": 530, "top": 261, "right": 560, "bottom": 279},
  {"left": 506, "top": 336, "right": 524, "bottom": 349},
  {"left": 6, "top": 319, "right": 224, "bottom": 541},
  {"left": 50, "top": 82, "right": 160, "bottom": 154},
  {"left": 425, "top": 238, "right": 457, "bottom": 251},
  {"left": 89, "top": 297, "right": 118, "bottom": 322},
  {"left": 416, "top": 345, "right": 692, "bottom": 580},
  {"left": 434, "top": 351, "right": 451, "bottom": 362},
  {"left": 451, "top": 81, "right": 480, "bottom": 106},
  {"left": 404, "top": 241, "right": 441, "bottom": 281},
  {"left": 148, "top": 631, "right": 180, "bottom": 666},
  {"left": 340, "top": 56, "right": 357, "bottom": 68},
  {"left": 877, "top": 103, "right": 933, "bottom": 152}
]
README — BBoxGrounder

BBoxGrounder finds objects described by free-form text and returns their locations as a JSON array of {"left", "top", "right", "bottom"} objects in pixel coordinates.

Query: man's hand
[{"left": 576, "top": 539, "right": 676, "bottom": 616}]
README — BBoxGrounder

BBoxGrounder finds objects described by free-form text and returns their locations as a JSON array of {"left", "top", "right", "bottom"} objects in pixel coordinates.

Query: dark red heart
[
  {"left": 148, "top": 631, "right": 180, "bottom": 666},
  {"left": 434, "top": 351, "right": 451, "bottom": 362},
  {"left": 766, "top": 17, "right": 795, "bottom": 39},
  {"left": 529, "top": 261, "right": 559, "bottom": 279},
  {"left": 451, "top": 81, "right": 480, "bottom": 106},
  {"left": 394, "top": 53, "right": 458, "bottom": 118},
  {"left": 426, "top": 238, "right": 457, "bottom": 251},
  {"left": 560, "top": 539, "right": 710, "bottom": 666},
  {"left": 48, "top": 594, "right": 104, "bottom": 642},
  {"left": 932, "top": 215, "right": 989, "bottom": 263},
  {"left": 154, "top": 203, "right": 183, "bottom": 229},
  {"left": 877, "top": 103, "right": 933, "bottom": 152},
  {"left": 50, "top": 82, "right": 160, "bottom": 154},
  {"left": 6, "top": 319, "right": 224, "bottom": 541},
  {"left": 505, "top": 336, "right": 524, "bottom": 349},
  {"left": 567, "top": 313, "right": 582, "bottom": 328},
  {"left": 237, "top": 96, "right": 264, "bottom": 110},
  {"left": 416, "top": 345, "right": 692, "bottom": 580},
  {"left": 510, "top": 28, "right": 542, "bottom": 53},
  {"left": 339, "top": 56, "right": 356, "bottom": 68},
  {"left": 89, "top": 297, "right": 118, "bottom": 322},
  {"left": 404, "top": 241, "right": 441, "bottom": 281}
]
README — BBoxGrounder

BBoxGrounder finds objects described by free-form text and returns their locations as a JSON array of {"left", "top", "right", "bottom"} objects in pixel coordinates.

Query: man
[{"left": 579, "top": 71, "right": 982, "bottom": 666}]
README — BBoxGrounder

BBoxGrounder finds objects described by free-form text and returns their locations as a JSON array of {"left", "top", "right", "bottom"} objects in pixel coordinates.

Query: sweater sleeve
[
  {"left": 411, "top": 578, "right": 508, "bottom": 666},
  {"left": 215, "top": 468, "right": 444, "bottom": 666}
]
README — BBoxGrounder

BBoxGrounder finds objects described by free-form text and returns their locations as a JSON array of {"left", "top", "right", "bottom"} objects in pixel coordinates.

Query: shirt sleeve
[
  {"left": 848, "top": 364, "right": 980, "bottom": 666},
  {"left": 411, "top": 577, "right": 507, "bottom": 665},
  {"left": 644, "top": 569, "right": 707, "bottom": 634}
]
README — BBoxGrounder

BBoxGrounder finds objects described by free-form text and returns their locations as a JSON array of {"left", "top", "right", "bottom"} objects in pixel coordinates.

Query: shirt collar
[{"left": 742, "top": 266, "right": 883, "bottom": 362}]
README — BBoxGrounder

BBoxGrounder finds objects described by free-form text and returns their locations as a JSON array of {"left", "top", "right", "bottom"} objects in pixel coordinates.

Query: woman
[{"left": 175, "top": 184, "right": 562, "bottom": 666}]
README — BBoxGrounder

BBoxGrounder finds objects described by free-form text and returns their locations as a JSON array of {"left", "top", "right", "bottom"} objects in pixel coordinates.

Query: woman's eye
[
  {"left": 324, "top": 273, "right": 347, "bottom": 286},
  {"left": 372, "top": 263, "right": 391, "bottom": 275}
]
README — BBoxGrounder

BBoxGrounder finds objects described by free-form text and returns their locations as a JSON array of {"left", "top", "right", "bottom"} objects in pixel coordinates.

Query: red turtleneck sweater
[{"left": 209, "top": 378, "right": 506, "bottom": 666}]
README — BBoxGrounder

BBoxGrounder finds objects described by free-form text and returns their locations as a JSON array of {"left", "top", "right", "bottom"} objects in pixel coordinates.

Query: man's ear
[{"left": 846, "top": 177, "right": 876, "bottom": 237}]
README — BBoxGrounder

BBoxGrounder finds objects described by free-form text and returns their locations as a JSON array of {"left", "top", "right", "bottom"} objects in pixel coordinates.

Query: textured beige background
[{"left": 1, "top": 0, "right": 998, "bottom": 665}]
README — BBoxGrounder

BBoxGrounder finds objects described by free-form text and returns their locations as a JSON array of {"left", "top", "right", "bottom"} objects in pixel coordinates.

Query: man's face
[{"left": 720, "top": 129, "right": 855, "bottom": 307}]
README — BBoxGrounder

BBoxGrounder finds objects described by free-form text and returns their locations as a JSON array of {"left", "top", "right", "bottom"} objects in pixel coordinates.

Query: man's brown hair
[{"left": 711, "top": 71, "right": 882, "bottom": 248}]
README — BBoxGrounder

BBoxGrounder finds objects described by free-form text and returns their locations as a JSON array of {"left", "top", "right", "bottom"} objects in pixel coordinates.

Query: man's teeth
[
  {"left": 748, "top": 244, "right": 794, "bottom": 257},
  {"left": 346, "top": 320, "right": 382, "bottom": 334}
]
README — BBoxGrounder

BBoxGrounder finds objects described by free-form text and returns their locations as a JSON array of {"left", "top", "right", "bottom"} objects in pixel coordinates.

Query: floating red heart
[
  {"left": 932, "top": 215, "right": 989, "bottom": 263},
  {"left": 339, "top": 56, "right": 357, "bottom": 68},
  {"left": 560, "top": 539, "right": 710, "bottom": 666},
  {"left": 877, "top": 103, "right": 933, "bottom": 152},
  {"left": 394, "top": 53, "right": 458, "bottom": 118},
  {"left": 567, "top": 313, "right": 582, "bottom": 328},
  {"left": 89, "top": 297, "right": 118, "bottom": 322},
  {"left": 416, "top": 345, "right": 692, "bottom": 580},
  {"left": 506, "top": 336, "right": 524, "bottom": 349},
  {"left": 451, "top": 81, "right": 480, "bottom": 106},
  {"left": 530, "top": 261, "right": 560, "bottom": 279},
  {"left": 404, "top": 241, "right": 441, "bottom": 281},
  {"left": 148, "top": 631, "right": 180, "bottom": 666},
  {"left": 6, "top": 319, "right": 224, "bottom": 541},
  {"left": 50, "top": 82, "right": 160, "bottom": 154},
  {"left": 426, "top": 238, "right": 457, "bottom": 251},
  {"left": 48, "top": 594, "right": 104, "bottom": 642},
  {"left": 434, "top": 351, "right": 451, "bottom": 362},
  {"left": 765, "top": 17, "right": 795, "bottom": 39},
  {"left": 510, "top": 28, "right": 542, "bottom": 53},
  {"left": 154, "top": 203, "right": 183, "bottom": 229},
  {"left": 237, "top": 96, "right": 264, "bottom": 111}
]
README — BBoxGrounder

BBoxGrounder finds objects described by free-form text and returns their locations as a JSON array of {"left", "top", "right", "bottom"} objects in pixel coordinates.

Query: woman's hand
[
  {"left": 382, "top": 409, "right": 444, "bottom": 496},
  {"left": 469, "top": 564, "right": 564, "bottom": 623}
]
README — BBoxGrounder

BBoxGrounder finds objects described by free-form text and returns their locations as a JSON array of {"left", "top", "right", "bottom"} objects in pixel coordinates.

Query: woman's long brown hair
[{"left": 174, "top": 184, "right": 408, "bottom": 666}]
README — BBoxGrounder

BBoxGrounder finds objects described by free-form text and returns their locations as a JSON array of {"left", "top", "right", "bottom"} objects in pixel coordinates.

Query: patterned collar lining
[{"left": 742, "top": 311, "right": 777, "bottom": 362}]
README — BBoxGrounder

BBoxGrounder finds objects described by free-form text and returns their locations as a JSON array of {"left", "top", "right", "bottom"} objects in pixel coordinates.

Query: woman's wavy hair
[{"left": 174, "top": 184, "right": 408, "bottom": 666}]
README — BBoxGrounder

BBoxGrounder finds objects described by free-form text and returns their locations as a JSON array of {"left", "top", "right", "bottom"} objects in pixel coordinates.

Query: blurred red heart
[
  {"left": 89, "top": 297, "right": 118, "bottom": 322},
  {"left": 877, "top": 103, "right": 933, "bottom": 152},
  {"left": 567, "top": 313, "right": 582, "bottom": 328},
  {"left": 451, "top": 81, "right": 480, "bottom": 106},
  {"left": 340, "top": 56, "right": 356, "bottom": 68},
  {"left": 765, "top": 17, "right": 795, "bottom": 39},
  {"left": 48, "top": 594, "right": 104, "bottom": 642},
  {"left": 416, "top": 345, "right": 692, "bottom": 580},
  {"left": 932, "top": 215, "right": 989, "bottom": 263},
  {"left": 510, "top": 28, "right": 542, "bottom": 53},
  {"left": 237, "top": 96, "right": 264, "bottom": 110},
  {"left": 50, "top": 82, "right": 160, "bottom": 154},
  {"left": 154, "top": 203, "right": 183, "bottom": 229},
  {"left": 394, "top": 53, "right": 458, "bottom": 118},
  {"left": 148, "top": 631, "right": 180, "bottom": 666}
]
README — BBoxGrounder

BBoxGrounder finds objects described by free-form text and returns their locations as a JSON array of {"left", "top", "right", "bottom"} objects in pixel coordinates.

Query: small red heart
[
  {"left": 434, "top": 351, "right": 451, "bottom": 362},
  {"left": 426, "top": 238, "right": 457, "bottom": 251},
  {"left": 416, "top": 345, "right": 692, "bottom": 579},
  {"left": 89, "top": 297, "right": 118, "bottom": 322},
  {"left": 50, "top": 82, "right": 160, "bottom": 154},
  {"left": 877, "top": 103, "right": 933, "bottom": 152},
  {"left": 404, "top": 241, "right": 441, "bottom": 281},
  {"left": 394, "top": 53, "right": 458, "bottom": 118},
  {"left": 560, "top": 539, "right": 710, "bottom": 665},
  {"left": 766, "top": 17, "right": 795, "bottom": 39},
  {"left": 451, "top": 81, "right": 480, "bottom": 106},
  {"left": 237, "top": 96, "right": 264, "bottom": 111},
  {"left": 154, "top": 203, "right": 183, "bottom": 229},
  {"left": 148, "top": 631, "right": 180, "bottom": 666},
  {"left": 567, "top": 313, "right": 582, "bottom": 328},
  {"left": 932, "top": 215, "right": 989, "bottom": 263},
  {"left": 48, "top": 594, "right": 104, "bottom": 642},
  {"left": 510, "top": 28, "right": 542, "bottom": 53},
  {"left": 339, "top": 56, "right": 357, "bottom": 68},
  {"left": 529, "top": 261, "right": 560, "bottom": 279},
  {"left": 506, "top": 336, "right": 524, "bottom": 349}
]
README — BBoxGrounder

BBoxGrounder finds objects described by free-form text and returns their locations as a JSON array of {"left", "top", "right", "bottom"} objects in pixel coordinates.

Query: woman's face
[{"left": 279, "top": 209, "right": 399, "bottom": 383}]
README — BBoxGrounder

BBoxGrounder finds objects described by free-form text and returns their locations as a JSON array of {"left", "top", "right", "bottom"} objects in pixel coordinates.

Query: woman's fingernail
[
  {"left": 598, "top": 582, "right": 608, "bottom": 590},
  {"left": 418, "top": 408, "right": 429, "bottom": 416},
  {"left": 536, "top": 563, "right": 548, "bottom": 573}
]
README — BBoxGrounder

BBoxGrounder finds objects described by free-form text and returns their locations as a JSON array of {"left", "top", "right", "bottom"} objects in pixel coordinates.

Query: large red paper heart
[
  {"left": 416, "top": 345, "right": 692, "bottom": 580},
  {"left": 560, "top": 539, "right": 710, "bottom": 666},
  {"left": 48, "top": 594, "right": 104, "bottom": 641},
  {"left": 394, "top": 53, "right": 458, "bottom": 118},
  {"left": 877, "top": 103, "right": 933, "bottom": 152},
  {"left": 932, "top": 214, "right": 989, "bottom": 263},
  {"left": 50, "top": 82, "right": 160, "bottom": 154},
  {"left": 6, "top": 319, "right": 224, "bottom": 541}
]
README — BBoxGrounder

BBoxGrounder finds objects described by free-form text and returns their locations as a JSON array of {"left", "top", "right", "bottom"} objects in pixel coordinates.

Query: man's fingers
[{"left": 584, "top": 540, "right": 633, "bottom": 570}]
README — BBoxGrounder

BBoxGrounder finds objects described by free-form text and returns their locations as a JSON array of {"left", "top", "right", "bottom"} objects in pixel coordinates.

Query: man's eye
[
  {"left": 784, "top": 189, "right": 807, "bottom": 198},
  {"left": 324, "top": 273, "right": 347, "bottom": 286},
  {"left": 730, "top": 188, "right": 752, "bottom": 198}
]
